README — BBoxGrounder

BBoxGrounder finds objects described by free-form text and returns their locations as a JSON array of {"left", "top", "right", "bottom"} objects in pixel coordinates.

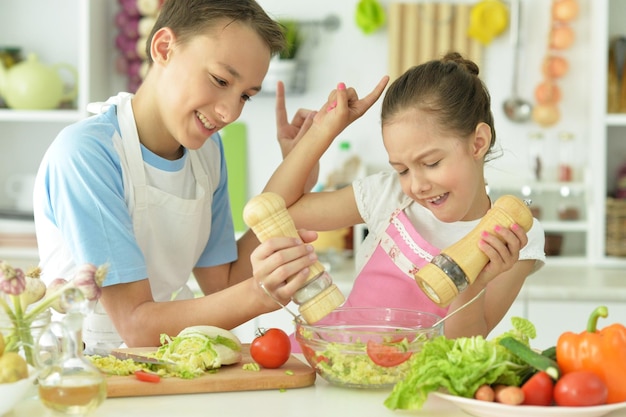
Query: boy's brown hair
[{"left": 145, "top": 0, "right": 286, "bottom": 64}]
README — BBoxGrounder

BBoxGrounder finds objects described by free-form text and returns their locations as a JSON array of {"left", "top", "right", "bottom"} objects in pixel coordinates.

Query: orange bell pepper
[{"left": 556, "top": 306, "right": 626, "bottom": 404}]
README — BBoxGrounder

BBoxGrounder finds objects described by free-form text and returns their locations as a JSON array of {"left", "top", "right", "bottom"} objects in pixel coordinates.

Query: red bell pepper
[{"left": 556, "top": 306, "right": 626, "bottom": 404}]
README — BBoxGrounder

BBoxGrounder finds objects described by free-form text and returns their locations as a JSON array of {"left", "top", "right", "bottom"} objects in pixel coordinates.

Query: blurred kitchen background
[
  {"left": 0, "top": 0, "right": 626, "bottom": 265},
  {"left": 1, "top": 0, "right": 625, "bottom": 344}
]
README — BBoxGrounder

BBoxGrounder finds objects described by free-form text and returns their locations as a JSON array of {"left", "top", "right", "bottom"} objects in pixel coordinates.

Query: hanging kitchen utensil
[{"left": 502, "top": 0, "right": 532, "bottom": 123}]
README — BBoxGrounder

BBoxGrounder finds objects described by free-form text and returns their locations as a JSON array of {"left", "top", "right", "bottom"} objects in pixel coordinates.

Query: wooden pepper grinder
[
  {"left": 415, "top": 195, "right": 534, "bottom": 307},
  {"left": 243, "top": 192, "right": 345, "bottom": 323}
]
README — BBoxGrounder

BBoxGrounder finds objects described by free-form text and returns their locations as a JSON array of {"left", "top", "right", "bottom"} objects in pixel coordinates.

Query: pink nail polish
[
  {"left": 481, "top": 231, "right": 489, "bottom": 238},
  {"left": 494, "top": 225, "right": 502, "bottom": 232},
  {"left": 511, "top": 223, "right": 520, "bottom": 231},
  {"left": 327, "top": 100, "right": 337, "bottom": 112},
  {"left": 338, "top": 82, "right": 346, "bottom": 90}
]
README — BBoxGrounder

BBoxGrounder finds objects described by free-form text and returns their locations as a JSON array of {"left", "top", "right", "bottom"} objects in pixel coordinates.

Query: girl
[
  {"left": 33, "top": 0, "right": 387, "bottom": 351},
  {"left": 260, "top": 52, "right": 545, "bottom": 340}
]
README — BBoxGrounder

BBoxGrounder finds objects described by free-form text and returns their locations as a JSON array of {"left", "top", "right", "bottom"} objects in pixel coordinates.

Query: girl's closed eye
[
  {"left": 211, "top": 74, "right": 228, "bottom": 87},
  {"left": 425, "top": 159, "right": 441, "bottom": 168}
]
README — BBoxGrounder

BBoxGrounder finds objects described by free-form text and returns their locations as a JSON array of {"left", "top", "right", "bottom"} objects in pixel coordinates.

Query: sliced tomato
[
  {"left": 521, "top": 371, "right": 554, "bottom": 406},
  {"left": 300, "top": 344, "right": 329, "bottom": 365},
  {"left": 366, "top": 339, "right": 412, "bottom": 367},
  {"left": 134, "top": 370, "right": 161, "bottom": 383}
]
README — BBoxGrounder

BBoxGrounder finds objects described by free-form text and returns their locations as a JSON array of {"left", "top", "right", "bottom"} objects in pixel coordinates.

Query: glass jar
[
  {"left": 36, "top": 312, "right": 106, "bottom": 416},
  {"left": 558, "top": 131, "right": 575, "bottom": 182},
  {"left": 528, "top": 131, "right": 545, "bottom": 181},
  {"left": 0, "top": 308, "right": 51, "bottom": 366}
]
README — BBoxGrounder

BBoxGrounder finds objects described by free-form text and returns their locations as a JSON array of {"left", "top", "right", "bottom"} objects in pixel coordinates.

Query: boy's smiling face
[{"left": 141, "top": 20, "right": 271, "bottom": 158}]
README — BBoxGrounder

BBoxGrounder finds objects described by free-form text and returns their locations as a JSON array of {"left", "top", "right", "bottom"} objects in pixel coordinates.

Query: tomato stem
[{"left": 586, "top": 306, "right": 609, "bottom": 333}]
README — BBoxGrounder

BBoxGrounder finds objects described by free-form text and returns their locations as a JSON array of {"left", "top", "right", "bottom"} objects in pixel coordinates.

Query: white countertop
[
  {"left": 328, "top": 258, "right": 626, "bottom": 302},
  {"left": 521, "top": 265, "right": 626, "bottom": 302},
  {"left": 11, "top": 365, "right": 626, "bottom": 417}
]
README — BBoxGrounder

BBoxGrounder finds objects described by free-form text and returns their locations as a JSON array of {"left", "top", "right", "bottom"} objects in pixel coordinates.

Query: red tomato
[
  {"left": 250, "top": 328, "right": 291, "bottom": 369},
  {"left": 134, "top": 370, "right": 160, "bottom": 383},
  {"left": 554, "top": 371, "right": 608, "bottom": 407},
  {"left": 366, "top": 339, "right": 412, "bottom": 367},
  {"left": 521, "top": 371, "right": 554, "bottom": 406}
]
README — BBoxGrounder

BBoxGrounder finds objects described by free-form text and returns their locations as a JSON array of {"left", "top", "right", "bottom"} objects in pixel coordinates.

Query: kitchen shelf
[
  {"left": 0, "top": 247, "right": 38, "bottom": 260},
  {"left": 487, "top": 179, "right": 590, "bottom": 261},
  {"left": 589, "top": 0, "right": 626, "bottom": 267},
  {"left": 0, "top": 0, "right": 118, "bottom": 213},
  {"left": 605, "top": 114, "right": 626, "bottom": 125},
  {"left": 540, "top": 221, "right": 588, "bottom": 233},
  {"left": 0, "top": 109, "right": 83, "bottom": 123}
]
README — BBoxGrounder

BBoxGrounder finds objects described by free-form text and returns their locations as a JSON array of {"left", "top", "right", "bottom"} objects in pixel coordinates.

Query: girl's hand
[
  {"left": 311, "top": 76, "right": 390, "bottom": 141},
  {"left": 475, "top": 224, "right": 528, "bottom": 286},
  {"left": 249, "top": 230, "right": 318, "bottom": 308}
]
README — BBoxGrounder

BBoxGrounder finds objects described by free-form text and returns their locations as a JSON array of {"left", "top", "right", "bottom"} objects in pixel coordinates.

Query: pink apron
[
  {"left": 291, "top": 205, "right": 449, "bottom": 352},
  {"left": 344, "top": 207, "right": 449, "bottom": 319}
]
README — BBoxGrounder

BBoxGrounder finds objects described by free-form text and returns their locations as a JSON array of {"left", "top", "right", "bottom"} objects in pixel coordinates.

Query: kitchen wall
[
  {"left": 0, "top": 0, "right": 592, "bottom": 205},
  {"left": 246, "top": 0, "right": 591, "bottom": 195}
]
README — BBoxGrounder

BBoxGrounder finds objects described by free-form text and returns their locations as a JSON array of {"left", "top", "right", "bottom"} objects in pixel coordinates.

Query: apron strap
[{"left": 117, "top": 96, "right": 149, "bottom": 211}]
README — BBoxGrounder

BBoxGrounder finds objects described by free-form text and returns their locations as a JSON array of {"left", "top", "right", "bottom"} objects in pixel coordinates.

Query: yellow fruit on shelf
[{"left": 468, "top": 0, "right": 509, "bottom": 45}]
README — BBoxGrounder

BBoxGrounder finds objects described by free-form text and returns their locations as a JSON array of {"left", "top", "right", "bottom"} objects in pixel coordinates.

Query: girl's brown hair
[
  {"left": 145, "top": 0, "right": 286, "bottom": 64},
  {"left": 381, "top": 52, "right": 497, "bottom": 161}
]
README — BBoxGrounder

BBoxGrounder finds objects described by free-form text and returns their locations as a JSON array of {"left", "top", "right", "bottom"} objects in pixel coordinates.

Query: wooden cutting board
[{"left": 105, "top": 345, "right": 316, "bottom": 398}]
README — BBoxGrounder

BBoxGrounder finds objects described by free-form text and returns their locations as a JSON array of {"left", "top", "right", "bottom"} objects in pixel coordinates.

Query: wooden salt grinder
[
  {"left": 243, "top": 192, "right": 345, "bottom": 323},
  {"left": 414, "top": 195, "right": 534, "bottom": 307}
]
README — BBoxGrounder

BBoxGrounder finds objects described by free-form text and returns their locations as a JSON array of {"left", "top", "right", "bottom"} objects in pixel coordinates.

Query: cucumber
[
  {"left": 541, "top": 346, "right": 557, "bottom": 361},
  {"left": 498, "top": 337, "right": 560, "bottom": 380}
]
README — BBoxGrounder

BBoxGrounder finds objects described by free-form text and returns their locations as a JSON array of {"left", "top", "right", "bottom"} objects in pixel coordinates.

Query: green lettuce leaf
[{"left": 384, "top": 317, "right": 534, "bottom": 410}]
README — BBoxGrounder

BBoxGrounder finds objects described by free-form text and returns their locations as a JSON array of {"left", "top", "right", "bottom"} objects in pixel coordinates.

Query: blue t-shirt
[{"left": 34, "top": 104, "right": 237, "bottom": 287}]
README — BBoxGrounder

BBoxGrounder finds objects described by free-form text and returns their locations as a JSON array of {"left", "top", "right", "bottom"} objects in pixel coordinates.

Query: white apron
[{"left": 83, "top": 93, "right": 213, "bottom": 354}]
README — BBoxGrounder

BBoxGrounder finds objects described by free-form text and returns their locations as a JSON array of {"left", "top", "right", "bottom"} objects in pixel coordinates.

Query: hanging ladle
[{"left": 502, "top": 0, "right": 532, "bottom": 123}]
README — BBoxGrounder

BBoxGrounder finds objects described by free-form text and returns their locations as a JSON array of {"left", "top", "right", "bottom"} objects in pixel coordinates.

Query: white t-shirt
[
  {"left": 33, "top": 104, "right": 237, "bottom": 286},
  {"left": 352, "top": 170, "right": 546, "bottom": 273}
]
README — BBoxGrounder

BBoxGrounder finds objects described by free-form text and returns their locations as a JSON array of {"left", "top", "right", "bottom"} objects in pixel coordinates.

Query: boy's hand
[
  {"left": 250, "top": 230, "right": 318, "bottom": 308},
  {"left": 275, "top": 81, "right": 316, "bottom": 158},
  {"left": 274, "top": 81, "right": 318, "bottom": 190}
]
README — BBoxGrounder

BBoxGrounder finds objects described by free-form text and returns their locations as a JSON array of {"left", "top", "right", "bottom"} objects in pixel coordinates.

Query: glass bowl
[{"left": 295, "top": 307, "right": 443, "bottom": 389}]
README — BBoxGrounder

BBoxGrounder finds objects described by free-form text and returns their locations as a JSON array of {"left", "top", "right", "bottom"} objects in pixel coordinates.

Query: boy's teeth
[{"left": 196, "top": 111, "right": 215, "bottom": 130}]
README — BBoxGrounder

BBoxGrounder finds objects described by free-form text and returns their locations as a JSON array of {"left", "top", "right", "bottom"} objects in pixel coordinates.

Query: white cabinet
[
  {"left": 527, "top": 300, "right": 626, "bottom": 350},
  {"left": 487, "top": 181, "right": 590, "bottom": 265},
  {"left": 0, "top": 0, "right": 120, "bottom": 260},
  {"left": 487, "top": 299, "right": 526, "bottom": 341},
  {"left": 590, "top": 0, "right": 626, "bottom": 266}
]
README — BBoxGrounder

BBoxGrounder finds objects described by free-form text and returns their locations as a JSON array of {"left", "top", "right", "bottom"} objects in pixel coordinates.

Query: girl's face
[
  {"left": 382, "top": 109, "right": 491, "bottom": 222},
  {"left": 150, "top": 20, "right": 271, "bottom": 154}
]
